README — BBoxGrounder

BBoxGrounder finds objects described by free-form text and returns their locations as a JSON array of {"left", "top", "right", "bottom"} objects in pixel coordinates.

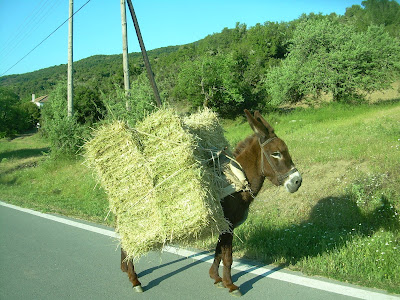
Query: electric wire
[
  {"left": 0, "top": 0, "right": 63, "bottom": 63},
  {"left": 1, "top": 0, "right": 92, "bottom": 77},
  {"left": 0, "top": 0, "right": 50, "bottom": 57}
]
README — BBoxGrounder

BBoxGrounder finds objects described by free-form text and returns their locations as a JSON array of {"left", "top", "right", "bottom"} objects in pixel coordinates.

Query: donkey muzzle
[{"left": 284, "top": 169, "right": 302, "bottom": 193}]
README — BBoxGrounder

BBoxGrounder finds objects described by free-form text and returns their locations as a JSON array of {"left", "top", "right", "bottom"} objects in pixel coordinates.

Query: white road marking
[
  {"left": 0, "top": 201, "right": 119, "bottom": 238},
  {"left": 1, "top": 201, "right": 398, "bottom": 300}
]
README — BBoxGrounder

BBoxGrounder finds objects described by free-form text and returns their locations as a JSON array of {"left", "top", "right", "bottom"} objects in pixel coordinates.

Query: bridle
[{"left": 259, "top": 137, "right": 298, "bottom": 185}]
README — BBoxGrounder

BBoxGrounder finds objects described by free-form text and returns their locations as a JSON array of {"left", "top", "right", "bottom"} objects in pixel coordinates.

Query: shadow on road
[
  {"left": 232, "top": 264, "right": 285, "bottom": 295},
  {"left": 138, "top": 251, "right": 214, "bottom": 290}
]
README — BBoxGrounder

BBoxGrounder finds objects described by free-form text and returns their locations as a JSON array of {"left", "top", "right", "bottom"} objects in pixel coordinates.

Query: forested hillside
[
  {"left": 1, "top": 0, "right": 399, "bottom": 119},
  {"left": 0, "top": 46, "right": 180, "bottom": 102}
]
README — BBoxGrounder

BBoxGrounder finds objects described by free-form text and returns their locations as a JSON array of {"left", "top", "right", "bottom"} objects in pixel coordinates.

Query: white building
[{"left": 31, "top": 94, "right": 49, "bottom": 108}]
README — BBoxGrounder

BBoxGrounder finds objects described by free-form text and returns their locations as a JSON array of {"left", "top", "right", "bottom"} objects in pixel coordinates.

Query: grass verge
[{"left": 0, "top": 133, "right": 111, "bottom": 224}]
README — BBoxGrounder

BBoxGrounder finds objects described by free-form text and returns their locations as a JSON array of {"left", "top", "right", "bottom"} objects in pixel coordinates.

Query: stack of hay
[{"left": 85, "top": 108, "right": 231, "bottom": 261}]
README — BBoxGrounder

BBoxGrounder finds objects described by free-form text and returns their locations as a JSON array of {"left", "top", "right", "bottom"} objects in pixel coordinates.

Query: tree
[
  {"left": 74, "top": 85, "right": 105, "bottom": 125},
  {"left": 265, "top": 16, "right": 400, "bottom": 104},
  {"left": 344, "top": 0, "right": 400, "bottom": 37},
  {"left": 0, "top": 87, "right": 39, "bottom": 137},
  {"left": 174, "top": 53, "right": 245, "bottom": 116},
  {"left": 0, "top": 87, "right": 20, "bottom": 137},
  {"left": 19, "top": 101, "right": 40, "bottom": 129}
]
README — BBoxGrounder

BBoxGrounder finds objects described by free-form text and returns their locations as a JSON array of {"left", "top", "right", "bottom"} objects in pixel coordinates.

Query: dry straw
[{"left": 85, "top": 108, "right": 231, "bottom": 261}]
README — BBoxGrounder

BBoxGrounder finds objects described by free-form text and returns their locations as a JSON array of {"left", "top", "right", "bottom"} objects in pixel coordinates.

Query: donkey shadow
[
  {"left": 136, "top": 251, "right": 214, "bottom": 291},
  {"left": 233, "top": 194, "right": 399, "bottom": 293}
]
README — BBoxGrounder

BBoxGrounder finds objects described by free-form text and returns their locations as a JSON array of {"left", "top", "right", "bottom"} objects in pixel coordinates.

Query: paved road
[{"left": 1, "top": 201, "right": 398, "bottom": 300}]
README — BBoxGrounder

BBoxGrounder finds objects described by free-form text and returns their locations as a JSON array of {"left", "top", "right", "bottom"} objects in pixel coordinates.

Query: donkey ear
[
  {"left": 244, "top": 109, "right": 270, "bottom": 138},
  {"left": 254, "top": 111, "right": 275, "bottom": 135}
]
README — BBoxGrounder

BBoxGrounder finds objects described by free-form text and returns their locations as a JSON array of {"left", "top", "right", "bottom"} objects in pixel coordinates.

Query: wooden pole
[
  {"left": 126, "top": 0, "right": 162, "bottom": 107},
  {"left": 120, "top": 0, "right": 130, "bottom": 95},
  {"left": 67, "top": 0, "right": 74, "bottom": 117}
]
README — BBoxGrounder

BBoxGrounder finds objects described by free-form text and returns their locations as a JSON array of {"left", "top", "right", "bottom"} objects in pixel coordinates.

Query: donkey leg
[
  {"left": 120, "top": 248, "right": 128, "bottom": 272},
  {"left": 220, "top": 233, "right": 241, "bottom": 296},
  {"left": 209, "top": 237, "right": 223, "bottom": 286},
  {"left": 127, "top": 260, "right": 143, "bottom": 293},
  {"left": 121, "top": 249, "right": 143, "bottom": 292}
]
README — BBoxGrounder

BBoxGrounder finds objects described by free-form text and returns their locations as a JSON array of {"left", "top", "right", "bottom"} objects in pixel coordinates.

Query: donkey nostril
[{"left": 294, "top": 177, "right": 302, "bottom": 186}]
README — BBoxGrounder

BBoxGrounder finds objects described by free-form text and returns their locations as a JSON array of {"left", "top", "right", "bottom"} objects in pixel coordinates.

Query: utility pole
[
  {"left": 120, "top": 0, "right": 130, "bottom": 110},
  {"left": 126, "top": 0, "right": 162, "bottom": 107},
  {"left": 121, "top": 0, "right": 130, "bottom": 94},
  {"left": 67, "top": 0, "right": 74, "bottom": 117}
]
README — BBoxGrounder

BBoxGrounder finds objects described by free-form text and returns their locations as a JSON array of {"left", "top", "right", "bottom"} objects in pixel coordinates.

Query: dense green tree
[
  {"left": 0, "top": 87, "right": 39, "bottom": 137},
  {"left": 19, "top": 101, "right": 40, "bottom": 129},
  {"left": 265, "top": 16, "right": 400, "bottom": 104},
  {"left": 74, "top": 85, "right": 105, "bottom": 125},
  {"left": 0, "top": 87, "right": 20, "bottom": 137},
  {"left": 197, "top": 22, "right": 247, "bottom": 54},
  {"left": 174, "top": 53, "right": 245, "bottom": 116},
  {"left": 345, "top": 0, "right": 400, "bottom": 37},
  {"left": 244, "top": 21, "right": 290, "bottom": 63}
]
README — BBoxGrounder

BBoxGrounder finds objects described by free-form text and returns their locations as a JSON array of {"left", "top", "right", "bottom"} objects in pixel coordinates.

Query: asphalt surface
[{"left": 1, "top": 201, "right": 399, "bottom": 300}]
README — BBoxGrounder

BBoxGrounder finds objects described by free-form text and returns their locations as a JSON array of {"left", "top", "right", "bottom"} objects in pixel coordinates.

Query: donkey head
[{"left": 244, "top": 110, "right": 302, "bottom": 193}]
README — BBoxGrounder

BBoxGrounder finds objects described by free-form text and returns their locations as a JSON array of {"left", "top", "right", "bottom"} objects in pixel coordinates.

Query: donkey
[{"left": 121, "top": 110, "right": 302, "bottom": 296}]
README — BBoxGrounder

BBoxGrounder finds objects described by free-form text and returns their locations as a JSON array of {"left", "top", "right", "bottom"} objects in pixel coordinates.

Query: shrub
[
  {"left": 0, "top": 87, "right": 25, "bottom": 137},
  {"left": 41, "top": 82, "right": 87, "bottom": 157}
]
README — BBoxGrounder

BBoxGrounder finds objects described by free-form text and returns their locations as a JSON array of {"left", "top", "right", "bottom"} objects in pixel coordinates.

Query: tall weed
[{"left": 102, "top": 74, "right": 156, "bottom": 127}]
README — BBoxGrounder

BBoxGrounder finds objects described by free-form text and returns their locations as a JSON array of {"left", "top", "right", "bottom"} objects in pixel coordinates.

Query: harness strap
[
  {"left": 259, "top": 137, "right": 298, "bottom": 185},
  {"left": 218, "top": 152, "right": 255, "bottom": 199},
  {"left": 259, "top": 137, "right": 279, "bottom": 176}
]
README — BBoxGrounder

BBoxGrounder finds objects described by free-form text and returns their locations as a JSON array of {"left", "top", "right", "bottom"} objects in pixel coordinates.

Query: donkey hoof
[
  {"left": 214, "top": 281, "right": 224, "bottom": 288},
  {"left": 230, "top": 289, "right": 242, "bottom": 297},
  {"left": 133, "top": 285, "right": 144, "bottom": 293}
]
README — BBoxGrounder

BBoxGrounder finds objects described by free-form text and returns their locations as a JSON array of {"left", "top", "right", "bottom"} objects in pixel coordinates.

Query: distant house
[{"left": 31, "top": 94, "right": 49, "bottom": 108}]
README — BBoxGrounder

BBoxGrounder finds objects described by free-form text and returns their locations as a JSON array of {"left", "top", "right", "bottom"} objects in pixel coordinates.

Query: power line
[
  {"left": 1, "top": 0, "right": 92, "bottom": 77},
  {"left": 0, "top": 0, "right": 63, "bottom": 63},
  {"left": 0, "top": 0, "right": 51, "bottom": 57}
]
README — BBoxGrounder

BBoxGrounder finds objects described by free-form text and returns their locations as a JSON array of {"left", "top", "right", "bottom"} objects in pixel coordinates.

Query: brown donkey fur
[{"left": 121, "top": 110, "right": 302, "bottom": 295}]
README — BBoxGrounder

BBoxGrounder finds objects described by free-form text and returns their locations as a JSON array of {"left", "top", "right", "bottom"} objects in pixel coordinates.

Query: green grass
[
  {"left": 0, "top": 133, "right": 111, "bottom": 224},
  {"left": 0, "top": 101, "right": 399, "bottom": 293}
]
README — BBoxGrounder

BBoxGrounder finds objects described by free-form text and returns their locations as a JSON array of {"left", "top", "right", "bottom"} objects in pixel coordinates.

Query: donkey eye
[{"left": 271, "top": 152, "right": 281, "bottom": 159}]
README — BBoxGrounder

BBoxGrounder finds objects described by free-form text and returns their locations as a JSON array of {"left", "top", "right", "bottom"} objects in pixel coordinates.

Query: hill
[{"left": 0, "top": 45, "right": 181, "bottom": 102}]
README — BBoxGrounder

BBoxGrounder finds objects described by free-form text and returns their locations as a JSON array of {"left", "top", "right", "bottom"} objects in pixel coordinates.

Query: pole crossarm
[{"left": 125, "top": 0, "right": 162, "bottom": 107}]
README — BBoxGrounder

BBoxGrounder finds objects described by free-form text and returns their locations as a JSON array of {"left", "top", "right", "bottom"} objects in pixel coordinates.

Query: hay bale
[
  {"left": 85, "top": 108, "right": 231, "bottom": 261},
  {"left": 183, "top": 108, "right": 230, "bottom": 155}
]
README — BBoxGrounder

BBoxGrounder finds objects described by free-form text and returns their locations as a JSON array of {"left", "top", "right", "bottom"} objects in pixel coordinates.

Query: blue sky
[{"left": 0, "top": 0, "right": 363, "bottom": 76}]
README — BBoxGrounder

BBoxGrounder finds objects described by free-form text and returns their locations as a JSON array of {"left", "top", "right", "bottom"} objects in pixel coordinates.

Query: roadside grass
[
  {"left": 0, "top": 134, "right": 111, "bottom": 224},
  {"left": 0, "top": 100, "right": 399, "bottom": 293}
]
